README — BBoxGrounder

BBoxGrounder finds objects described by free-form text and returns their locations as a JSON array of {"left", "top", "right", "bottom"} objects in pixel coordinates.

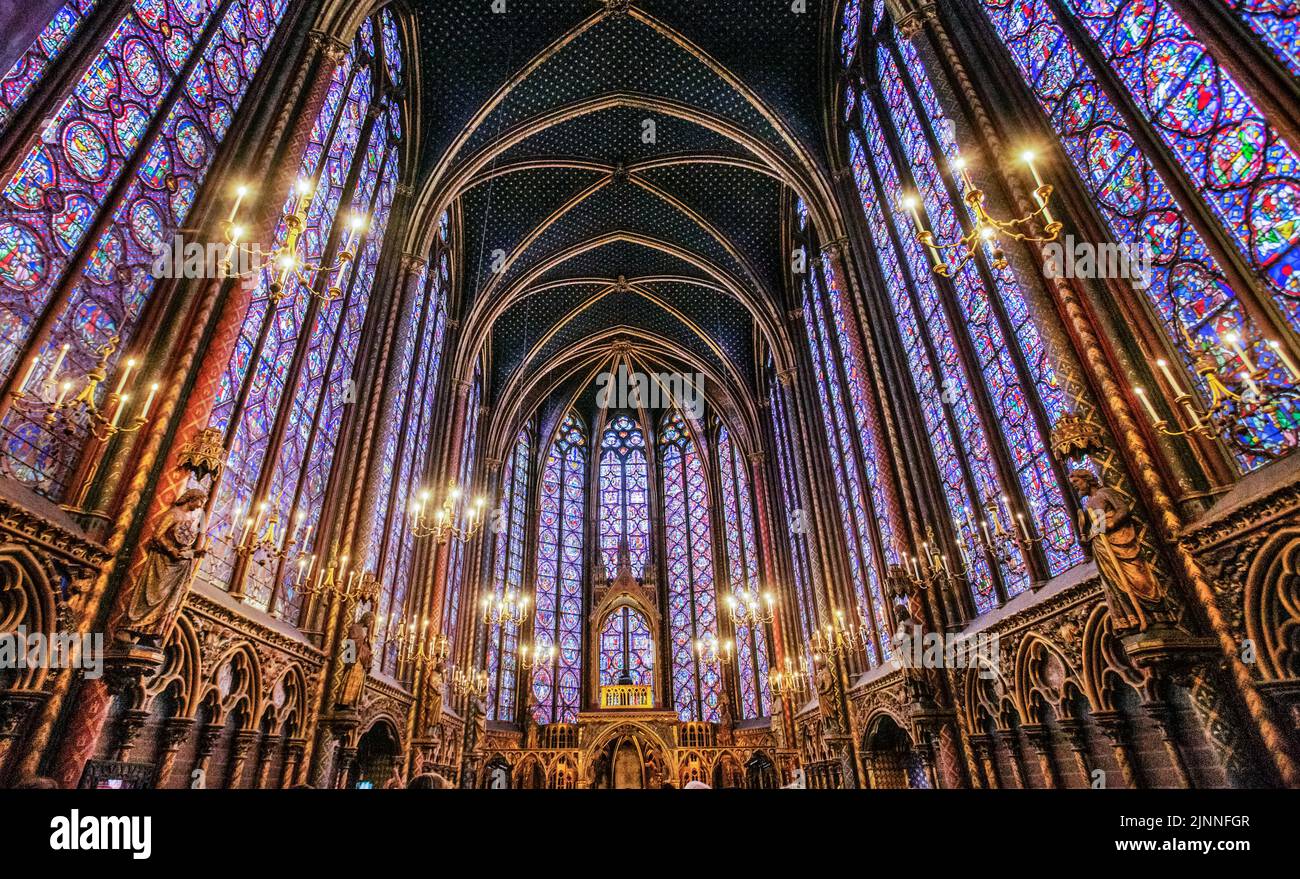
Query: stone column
[
  {"left": 226, "top": 729, "right": 261, "bottom": 789},
  {"left": 1021, "top": 724, "right": 1061, "bottom": 788},
  {"left": 254, "top": 735, "right": 281, "bottom": 789},
  {"left": 153, "top": 717, "right": 195, "bottom": 789},
  {"left": 111, "top": 709, "right": 151, "bottom": 762},
  {"left": 1092, "top": 711, "right": 1140, "bottom": 789}
]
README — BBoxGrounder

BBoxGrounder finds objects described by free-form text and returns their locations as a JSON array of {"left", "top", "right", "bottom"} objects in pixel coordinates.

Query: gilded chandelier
[
  {"left": 392, "top": 617, "right": 450, "bottom": 672},
  {"left": 904, "top": 146, "right": 1061, "bottom": 277},
  {"left": 451, "top": 664, "right": 489, "bottom": 699},
  {"left": 726, "top": 588, "right": 775, "bottom": 627},
  {"left": 409, "top": 480, "right": 487, "bottom": 544},
  {"left": 1133, "top": 327, "right": 1300, "bottom": 455},
  {"left": 518, "top": 642, "right": 556, "bottom": 671},
  {"left": 482, "top": 589, "right": 531, "bottom": 627},
  {"left": 294, "top": 543, "right": 380, "bottom": 607},
  {"left": 808, "top": 609, "right": 868, "bottom": 661},
  {"left": 694, "top": 636, "right": 733, "bottom": 669},
  {"left": 768, "top": 655, "right": 809, "bottom": 699},
  {"left": 221, "top": 180, "right": 367, "bottom": 304},
  {"left": 9, "top": 337, "right": 159, "bottom": 443}
]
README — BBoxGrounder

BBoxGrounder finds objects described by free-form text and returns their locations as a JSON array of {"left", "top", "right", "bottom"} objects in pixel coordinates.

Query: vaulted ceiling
[{"left": 405, "top": 0, "right": 835, "bottom": 448}]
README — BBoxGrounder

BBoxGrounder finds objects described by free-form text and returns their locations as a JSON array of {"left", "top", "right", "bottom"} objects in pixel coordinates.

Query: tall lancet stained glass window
[
  {"left": 716, "top": 425, "right": 771, "bottom": 718},
  {"left": 599, "top": 606, "right": 654, "bottom": 688},
  {"left": 443, "top": 364, "right": 482, "bottom": 643},
  {"left": 840, "top": 6, "right": 1084, "bottom": 612},
  {"left": 1220, "top": 0, "right": 1299, "bottom": 75},
  {"left": 977, "top": 0, "right": 1300, "bottom": 467},
  {"left": 196, "top": 8, "right": 404, "bottom": 623},
  {"left": 661, "top": 412, "right": 720, "bottom": 722},
  {"left": 365, "top": 240, "right": 450, "bottom": 674},
  {"left": 0, "top": 0, "right": 289, "bottom": 497},
  {"left": 767, "top": 364, "right": 820, "bottom": 656},
  {"left": 0, "top": 1, "right": 100, "bottom": 134},
  {"left": 803, "top": 265, "right": 895, "bottom": 656},
  {"left": 486, "top": 428, "right": 530, "bottom": 722},
  {"left": 598, "top": 414, "right": 650, "bottom": 578},
  {"left": 532, "top": 412, "right": 585, "bottom": 724}
]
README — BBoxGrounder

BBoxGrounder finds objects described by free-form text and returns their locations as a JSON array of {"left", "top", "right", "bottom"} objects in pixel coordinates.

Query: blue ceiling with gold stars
[{"left": 410, "top": 0, "right": 829, "bottom": 419}]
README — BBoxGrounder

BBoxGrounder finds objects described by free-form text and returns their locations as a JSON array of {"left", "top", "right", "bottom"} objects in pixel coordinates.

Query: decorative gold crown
[
  {"left": 177, "top": 426, "right": 225, "bottom": 481},
  {"left": 1050, "top": 412, "right": 1105, "bottom": 461}
]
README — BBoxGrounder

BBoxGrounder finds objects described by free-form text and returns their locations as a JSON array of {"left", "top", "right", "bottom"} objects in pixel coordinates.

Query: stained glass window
[
  {"left": 598, "top": 606, "right": 653, "bottom": 687},
  {"left": 366, "top": 246, "right": 449, "bottom": 674},
  {"left": 532, "top": 412, "right": 585, "bottom": 724},
  {"left": 767, "top": 366, "right": 819, "bottom": 662},
  {"left": 0, "top": 0, "right": 289, "bottom": 497},
  {"left": 661, "top": 412, "right": 720, "bottom": 722},
  {"left": 598, "top": 414, "right": 649, "bottom": 578},
  {"left": 716, "top": 425, "right": 771, "bottom": 718},
  {"left": 838, "top": 8, "right": 1085, "bottom": 612},
  {"left": 804, "top": 267, "right": 891, "bottom": 658},
  {"left": 486, "top": 428, "right": 530, "bottom": 722},
  {"left": 442, "top": 366, "right": 482, "bottom": 643},
  {"left": 979, "top": 0, "right": 1300, "bottom": 467},
  {"left": 841, "top": 0, "right": 862, "bottom": 65},
  {"left": 0, "top": 1, "right": 101, "bottom": 134},
  {"left": 194, "top": 9, "right": 403, "bottom": 623},
  {"left": 1221, "top": 0, "right": 1300, "bottom": 76}
]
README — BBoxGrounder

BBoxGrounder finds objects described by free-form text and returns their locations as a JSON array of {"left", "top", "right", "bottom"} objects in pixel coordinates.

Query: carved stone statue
[
  {"left": 119, "top": 489, "right": 208, "bottom": 646},
  {"left": 336, "top": 611, "right": 375, "bottom": 710},
  {"left": 465, "top": 693, "right": 487, "bottom": 756},
  {"left": 718, "top": 688, "right": 735, "bottom": 745},
  {"left": 814, "top": 659, "right": 843, "bottom": 737},
  {"left": 522, "top": 690, "right": 539, "bottom": 750},
  {"left": 1069, "top": 469, "right": 1175, "bottom": 632},
  {"left": 421, "top": 659, "right": 445, "bottom": 735},
  {"left": 645, "top": 750, "right": 664, "bottom": 788},
  {"left": 770, "top": 703, "right": 787, "bottom": 749},
  {"left": 590, "top": 749, "right": 610, "bottom": 789}
]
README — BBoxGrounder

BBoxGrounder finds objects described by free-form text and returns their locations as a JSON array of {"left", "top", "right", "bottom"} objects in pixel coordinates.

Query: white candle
[
  {"left": 1134, "top": 386, "right": 1161, "bottom": 423},
  {"left": 228, "top": 184, "right": 247, "bottom": 223},
  {"left": 1017, "top": 512, "right": 1032, "bottom": 544},
  {"left": 108, "top": 393, "right": 128, "bottom": 429},
  {"left": 48, "top": 343, "right": 69, "bottom": 382},
  {"left": 114, "top": 358, "right": 136, "bottom": 395},
  {"left": 53, "top": 381, "right": 71, "bottom": 409},
  {"left": 138, "top": 382, "right": 159, "bottom": 420},
  {"left": 1225, "top": 332, "right": 1256, "bottom": 374},
  {"left": 1155, "top": 359, "right": 1187, "bottom": 399},
  {"left": 1022, "top": 151, "right": 1045, "bottom": 189},
  {"left": 16, "top": 357, "right": 38, "bottom": 394}
]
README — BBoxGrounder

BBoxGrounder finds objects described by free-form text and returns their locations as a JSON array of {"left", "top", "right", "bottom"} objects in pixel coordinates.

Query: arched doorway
[
  {"left": 349, "top": 720, "right": 400, "bottom": 789},
  {"left": 745, "top": 751, "right": 779, "bottom": 789},
  {"left": 863, "top": 715, "right": 930, "bottom": 789}
]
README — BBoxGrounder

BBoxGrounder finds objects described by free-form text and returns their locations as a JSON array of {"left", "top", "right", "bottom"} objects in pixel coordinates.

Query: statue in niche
[
  {"left": 1069, "top": 469, "right": 1176, "bottom": 633},
  {"left": 718, "top": 688, "right": 734, "bottom": 745},
  {"left": 522, "top": 690, "right": 540, "bottom": 750},
  {"left": 336, "top": 611, "right": 375, "bottom": 710},
  {"left": 814, "top": 659, "right": 843, "bottom": 738},
  {"left": 590, "top": 749, "right": 611, "bottom": 789},
  {"left": 119, "top": 489, "right": 208, "bottom": 647},
  {"left": 465, "top": 692, "right": 487, "bottom": 756},
  {"left": 770, "top": 703, "right": 787, "bottom": 749},
  {"left": 421, "top": 659, "right": 445, "bottom": 735},
  {"left": 644, "top": 750, "right": 664, "bottom": 788}
]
